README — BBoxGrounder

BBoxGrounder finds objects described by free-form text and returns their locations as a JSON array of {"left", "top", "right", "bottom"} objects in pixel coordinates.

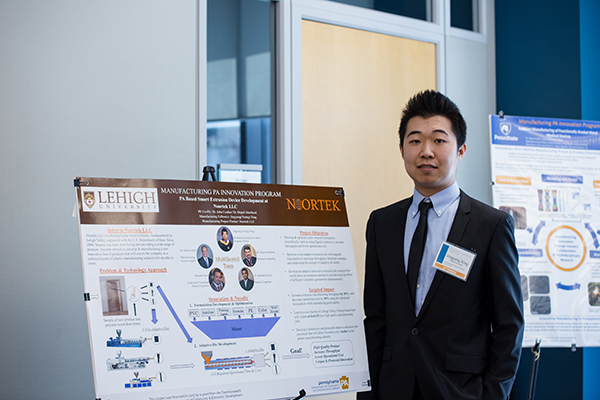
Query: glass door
[{"left": 206, "top": 0, "right": 274, "bottom": 183}]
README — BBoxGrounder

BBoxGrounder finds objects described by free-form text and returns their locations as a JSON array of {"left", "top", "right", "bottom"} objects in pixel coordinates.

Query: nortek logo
[
  {"left": 81, "top": 187, "right": 159, "bottom": 213},
  {"left": 286, "top": 198, "right": 341, "bottom": 211}
]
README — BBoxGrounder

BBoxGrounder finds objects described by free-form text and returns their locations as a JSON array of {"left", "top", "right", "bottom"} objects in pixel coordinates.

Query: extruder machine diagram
[
  {"left": 106, "top": 329, "right": 154, "bottom": 348},
  {"left": 107, "top": 350, "right": 159, "bottom": 371}
]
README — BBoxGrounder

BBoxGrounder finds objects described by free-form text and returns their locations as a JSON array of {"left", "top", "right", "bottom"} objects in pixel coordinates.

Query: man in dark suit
[
  {"left": 210, "top": 268, "right": 225, "bottom": 292},
  {"left": 239, "top": 267, "right": 254, "bottom": 291},
  {"left": 242, "top": 246, "right": 257, "bottom": 267},
  {"left": 197, "top": 245, "right": 213, "bottom": 269},
  {"left": 359, "top": 90, "right": 524, "bottom": 400}
]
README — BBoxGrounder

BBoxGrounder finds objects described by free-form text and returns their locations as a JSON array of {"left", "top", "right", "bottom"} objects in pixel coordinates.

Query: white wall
[{"left": 0, "top": 1, "right": 197, "bottom": 398}]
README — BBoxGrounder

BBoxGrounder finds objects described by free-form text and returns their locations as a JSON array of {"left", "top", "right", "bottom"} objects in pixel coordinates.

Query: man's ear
[
  {"left": 457, "top": 143, "right": 467, "bottom": 161},
  {"left": 399, "top": 143, "right": 405, "bottom": 159}
]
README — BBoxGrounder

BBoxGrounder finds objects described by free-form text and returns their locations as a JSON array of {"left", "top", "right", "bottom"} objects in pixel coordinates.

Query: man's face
[
  {"left": 222, "top": 231, "right": 228, "bottom": 240},
  {"left": 214, "top": 271, "right": 222, "bottom": 285},
  {"left": 244, "top": 248, "right": 251, "bottom": 258},
  {"left": 202, "top": 247, "right": 208, "bottom": 257},
  {"left": 242, "top": 270, "right": 248, "bottom": 280},
  {"left": 400, "top": 115, "right": 466, "bottom": 197}
]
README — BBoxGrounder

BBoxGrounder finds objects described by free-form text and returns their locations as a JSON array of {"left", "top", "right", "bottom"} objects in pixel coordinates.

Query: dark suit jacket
[
  {"left": 359, "top": 191, "right": 524, "bottom": 400},
  {"left": 240, "top": 278, "right": 254, "bottom": 291},
  {"left": 243, "top": 256, "right": 257, "bottom": 267},
  {"left": 210, "top": 281, "right": 224, "bottom": 292},
  {"left": 198, "top": 257, "right": 213, "bottom": 269}
]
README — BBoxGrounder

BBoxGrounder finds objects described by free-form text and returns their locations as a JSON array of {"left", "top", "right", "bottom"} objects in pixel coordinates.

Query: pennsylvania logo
[
  {"left": 340, "top": 375, "right": 349, "bottom": 390},
  {"left": 84, "top": 192, "right": 95, "bottom": 209},
  {"left": 500, "top": 122, "right": 512, "bottom": 135}
]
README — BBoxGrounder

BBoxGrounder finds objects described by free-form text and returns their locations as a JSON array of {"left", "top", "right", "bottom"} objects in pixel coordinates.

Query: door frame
[
  {"left": 199, "top": 0, "right": 488, "bottom": 184},
  {"left": 280, "top": 0, "right": 447, "bottom": 184}
]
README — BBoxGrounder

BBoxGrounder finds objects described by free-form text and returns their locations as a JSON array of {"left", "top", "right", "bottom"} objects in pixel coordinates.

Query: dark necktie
[{"left": 407, "top": 199, "right": 433, "bottom": 306}]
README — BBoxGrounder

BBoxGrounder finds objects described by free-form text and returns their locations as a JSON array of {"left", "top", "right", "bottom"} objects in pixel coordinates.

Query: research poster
[
  {"left": 490, "top": 115, "right": 600, "bottom": 347},
  {"left": 74, "top": 177, "right": 370, "bottom": 400}
]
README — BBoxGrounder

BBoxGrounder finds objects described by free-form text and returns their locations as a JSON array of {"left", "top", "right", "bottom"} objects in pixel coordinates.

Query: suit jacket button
[{"left": 411, "top": 328, "right": 419, "bottom": 336}]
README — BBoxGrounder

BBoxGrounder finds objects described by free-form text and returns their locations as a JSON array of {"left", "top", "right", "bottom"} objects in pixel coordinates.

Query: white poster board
[
  {"left": 490, "top": 115, "right": 600, "bottom": 347},
  {"left": 74, "top": 177, "right": 370, "bottom": 400}
]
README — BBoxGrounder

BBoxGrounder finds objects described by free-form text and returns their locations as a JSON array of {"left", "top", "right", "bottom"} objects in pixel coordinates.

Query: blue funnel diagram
[{"left": 191, "top": 316, "right": 280, "bottom": 340}]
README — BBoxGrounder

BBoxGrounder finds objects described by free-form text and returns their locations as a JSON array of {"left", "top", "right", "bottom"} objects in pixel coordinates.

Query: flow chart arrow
[
  {"left": 532, "top": 221, "right": 546, "bottom": 245},
  {"left": 584, "top": 223, "right": 599, "bottom": 248},
  {"left": 170, "top": 363, "right": 195, "bottom": 369},
  {"left": 556, "top": 282, "right": 581, "bottom": 291},
  {"left": 151, "top": 309, "right": 158, "bottom": 324},
  {"left": 157, "top": 285, "right": 192, "bottom": 343}
]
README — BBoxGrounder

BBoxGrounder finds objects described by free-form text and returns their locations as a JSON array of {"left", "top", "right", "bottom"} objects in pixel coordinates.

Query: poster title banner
[
  {"left": 490, "top": 115, "right": 600, "bottom": 150},
  {"left": 76, "top": 178, "right": 348, "bottom": 227}
]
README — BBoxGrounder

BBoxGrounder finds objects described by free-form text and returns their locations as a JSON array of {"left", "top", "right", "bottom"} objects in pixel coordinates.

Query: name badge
[{"left": 433, "top": 242, "right": 476, "bottom": 281}]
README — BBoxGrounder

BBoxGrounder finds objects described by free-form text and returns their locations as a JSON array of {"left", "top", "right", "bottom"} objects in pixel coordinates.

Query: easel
[
  {"left": 291, "top": 389, "right": 306, "bottom": 399},
  {"left": 526, "top": 340, "right": 541, "bottom": 400},
  {"left": 202, "top": 166, "right": 217, "bottom": 181}
]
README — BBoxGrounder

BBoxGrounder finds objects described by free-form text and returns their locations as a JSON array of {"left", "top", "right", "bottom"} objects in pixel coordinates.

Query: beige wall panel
[{"left": 302, "top": 20, "right": 436, "bottom": 316}]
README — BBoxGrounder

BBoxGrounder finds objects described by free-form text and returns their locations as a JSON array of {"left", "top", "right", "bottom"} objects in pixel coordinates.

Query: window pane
[
  {"left": 207, "top": 0, "right": 273, "bottom": 183},
  {"left": 207, "top": 118, "right": 272, "bottom": 184},
  {"left": 451, "top": 0, "right": 478, "bottom": 31},
  {"left": 327, "top": 0, "right": 431, "bottom": 22},
  {"left": 207, "top": 120, "right": 242, "bottom": 165}
]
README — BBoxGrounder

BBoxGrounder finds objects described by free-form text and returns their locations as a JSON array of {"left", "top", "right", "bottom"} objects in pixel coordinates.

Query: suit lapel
[
  {"left": 446, "top": 190, "right": 471, "bottom": 244},
  {"left": 417, "top": 191, "right": 471, "bottom": 318},
  {"left": 393, "top": 197, "right": 413, "bottom": 311}
]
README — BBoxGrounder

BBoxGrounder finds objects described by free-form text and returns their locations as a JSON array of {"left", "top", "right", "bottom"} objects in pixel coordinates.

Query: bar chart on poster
[
  {"left": 490, "top": 115, "right": 600, "bottom": 347},
  {"left": 74, "top": 177, "right": 370, "bottom": 400}
]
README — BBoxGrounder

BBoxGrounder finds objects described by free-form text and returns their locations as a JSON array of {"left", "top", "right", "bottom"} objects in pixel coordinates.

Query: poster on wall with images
[
  {"left": 490, "top": 115, "right": 600, "bottom": 347},
  {"left": 74, "top": 177, "right": 370, "bottom": 400}
]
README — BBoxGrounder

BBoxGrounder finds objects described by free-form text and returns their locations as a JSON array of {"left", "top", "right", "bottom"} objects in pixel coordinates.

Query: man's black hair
[{"left": 398, "top": 90, "right": 467, "bottom": 148}]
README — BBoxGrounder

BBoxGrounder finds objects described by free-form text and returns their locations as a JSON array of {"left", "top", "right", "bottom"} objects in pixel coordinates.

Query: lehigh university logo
[{"left": 84, "top": 192, "right": 95, "bottom": 209}]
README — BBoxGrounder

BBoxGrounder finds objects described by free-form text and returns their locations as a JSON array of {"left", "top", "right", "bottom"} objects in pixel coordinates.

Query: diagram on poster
[
  {"left": 490, "top": 115, "right": 600, "bottom": 347},
  {"left": 75, "top": 177, "right": 370, "bottom": 400}
]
